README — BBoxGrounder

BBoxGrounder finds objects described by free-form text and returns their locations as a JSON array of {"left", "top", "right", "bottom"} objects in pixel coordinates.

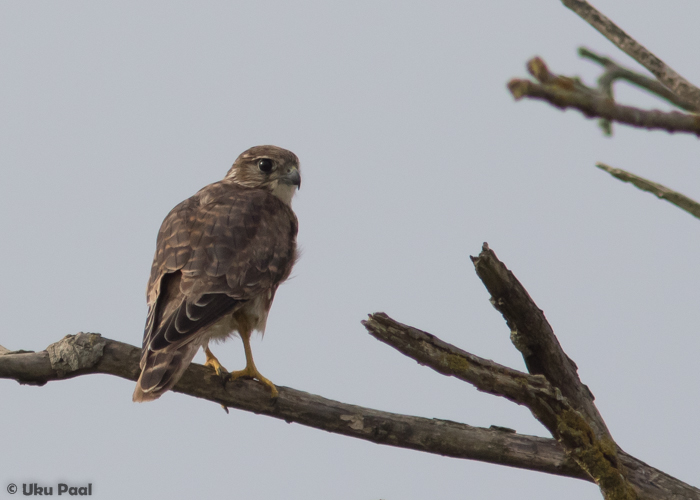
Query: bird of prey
[{"left": 133, "top": 145, "right": 300, "bottom": 402}]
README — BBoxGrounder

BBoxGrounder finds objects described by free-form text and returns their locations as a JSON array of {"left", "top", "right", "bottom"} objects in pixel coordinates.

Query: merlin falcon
[{"left": 133, "top": 145, "right": 300, "bottom": 402}]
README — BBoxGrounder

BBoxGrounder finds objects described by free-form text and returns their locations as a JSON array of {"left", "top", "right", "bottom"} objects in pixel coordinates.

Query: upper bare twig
[
  {"left": 561, "top": 0, "right": 700, "bottom": 111},
  {"left": 596, "top": 163, "right": 700, "bottom": 220}
]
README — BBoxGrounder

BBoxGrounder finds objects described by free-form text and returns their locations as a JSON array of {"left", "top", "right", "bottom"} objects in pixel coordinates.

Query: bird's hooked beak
[{"left": 281, "top": 168, "right": 301, "bottom": 189}]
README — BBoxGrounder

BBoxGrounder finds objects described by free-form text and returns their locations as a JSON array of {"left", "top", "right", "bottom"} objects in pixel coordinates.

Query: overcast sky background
[{"left": 2, "top": 1, "right": 700, "bottom": 499}]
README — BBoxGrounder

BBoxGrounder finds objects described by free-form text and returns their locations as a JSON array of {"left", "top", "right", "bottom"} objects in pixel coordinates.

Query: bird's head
[{"left": 226, "top": 145, "right": 301, "bottom": 205}]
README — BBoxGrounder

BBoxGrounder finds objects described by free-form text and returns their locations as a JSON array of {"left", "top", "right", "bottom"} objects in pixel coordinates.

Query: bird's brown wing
[{"left": 134, "top": 181, "right": 297, "bottom": 400}]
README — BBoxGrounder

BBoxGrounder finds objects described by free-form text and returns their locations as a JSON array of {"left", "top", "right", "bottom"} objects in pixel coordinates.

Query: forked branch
[{"left": 363, "top": 244, "right": 700, "bottom": 500}]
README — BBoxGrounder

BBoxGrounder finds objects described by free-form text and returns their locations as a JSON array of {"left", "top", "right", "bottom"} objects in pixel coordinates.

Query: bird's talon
[
  {"left": 204, "top": 345, "right": 230, "bottom": 384},
  {"left": 226, "top": 368, "right": 278, "bottom": 398}
]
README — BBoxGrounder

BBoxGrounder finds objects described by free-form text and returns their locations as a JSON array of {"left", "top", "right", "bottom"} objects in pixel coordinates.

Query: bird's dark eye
[{"left": 258, "top": 158, "right": 274, "bottom": 173}]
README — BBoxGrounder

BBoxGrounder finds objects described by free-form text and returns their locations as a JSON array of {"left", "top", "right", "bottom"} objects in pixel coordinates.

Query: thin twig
[
  {"left": 561, "top": 0, "right": 700, "bottom": 111},
  {"left": 596, "top": 163, "right": 700, "bottom": 220},
  {"left": 579, "top": 47, "right": 695, "bottom": 112}
]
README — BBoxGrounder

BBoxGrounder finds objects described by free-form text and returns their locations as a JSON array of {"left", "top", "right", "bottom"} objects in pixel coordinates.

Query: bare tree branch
[
  {"left": 508, "top": 58, "right": 700, "bottom": 136},
  {"left": 618, "top": 451, "right": 700, "bottom": 500},
  {"left": 560, "top": 0, "right": 700, "bottom": 111},
  {"left": 0, "top": 333, "right": 585, "bottom": 480},
  {"left": 4, "top": 243, "right": 700, "bottom": 499},
  {"left": 596, "top": 163, "right": 700, "bottom": 220}
]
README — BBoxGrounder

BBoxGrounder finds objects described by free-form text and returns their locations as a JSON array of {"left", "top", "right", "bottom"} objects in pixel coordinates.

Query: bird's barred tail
[{"left": 132, "top": 343, "right": 200, "bottom": 402}]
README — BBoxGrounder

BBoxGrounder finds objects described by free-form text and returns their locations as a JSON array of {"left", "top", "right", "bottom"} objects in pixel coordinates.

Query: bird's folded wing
[{"left": 142, "top": 182, "right": 298, "bottom": 355}]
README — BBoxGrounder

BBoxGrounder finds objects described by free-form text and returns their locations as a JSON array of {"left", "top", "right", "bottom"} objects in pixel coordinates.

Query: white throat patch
[{"left": 271, "top": 181, "right": 297, "bottom": 206}]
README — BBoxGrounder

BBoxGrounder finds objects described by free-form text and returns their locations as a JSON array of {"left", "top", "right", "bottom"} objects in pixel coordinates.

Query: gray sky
[{"left": 2, "top": 1, "right": 699, "bottom": 498}]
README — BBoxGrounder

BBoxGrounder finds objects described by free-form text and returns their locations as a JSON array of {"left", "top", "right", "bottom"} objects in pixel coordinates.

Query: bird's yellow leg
[
  {"left": 204, "top": 343, "right": 228, "bottom": 379},
  {"left": 228, "top": 331, "right": 279, "bottom": 398}
]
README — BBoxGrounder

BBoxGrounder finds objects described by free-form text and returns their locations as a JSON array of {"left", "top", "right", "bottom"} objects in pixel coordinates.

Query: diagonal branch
[
  {"left": 470, "top": 243, "right": 608, "bottom": 439},
  {"left": 561, "top": 0, "right": 700, "bottom": 111},
  {"left": 508, "top": 58, "right": 700, "bottom": 136},
  {"left": 469, "top": 244, "right": 700, "bottom": 499},
  {"left": 0, "top": 333, "right": 585, "bottom": 480},
  {"left": 596, "top": 163, "right": 700, "bottom": 220},
  {"left": 363, "top": 312, "right": 571, "bottom": 422}
]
